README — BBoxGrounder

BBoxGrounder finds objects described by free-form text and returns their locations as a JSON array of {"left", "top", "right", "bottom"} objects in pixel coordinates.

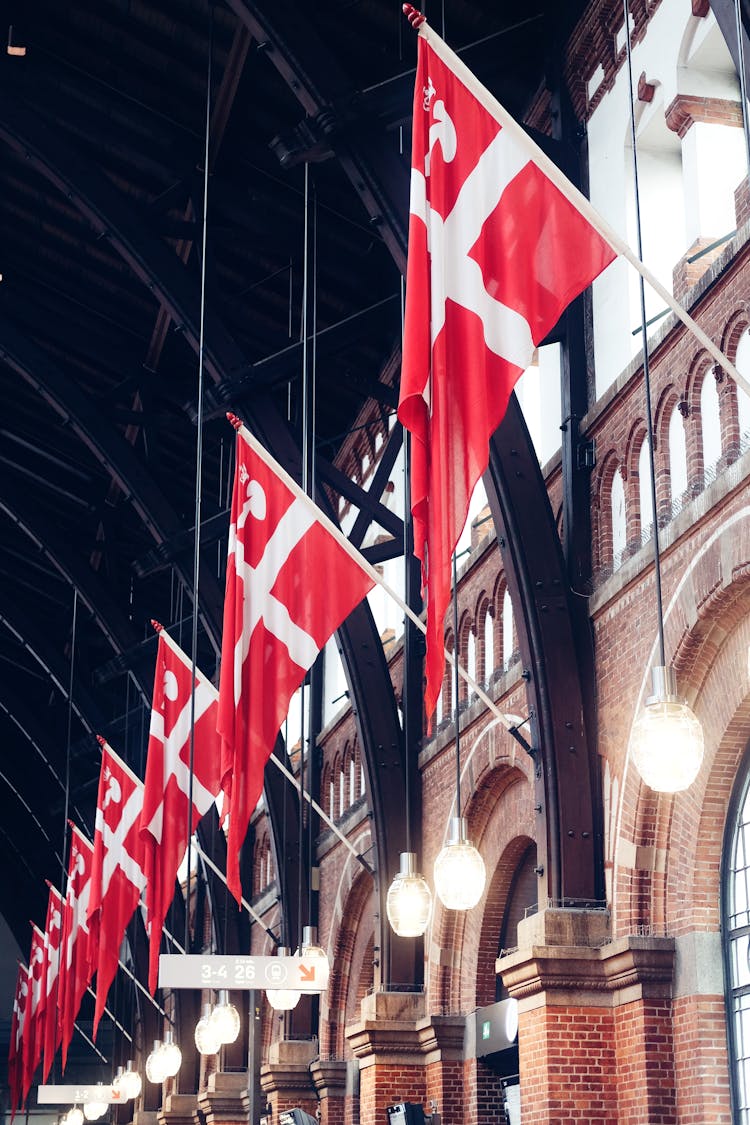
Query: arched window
[
  {"left": 502, "top": 589, "right": 514, "bottom": 670},
  {"left": 467, "top": 628, "right": 476, "bottom": 689},
  {"left": 700, "top": 368, "right": 722, "bottom": 479},
  {"left": 722, "top": 751, "right": 750, "bottom": 1118},
  {"left": 484, "top": 604, "right": 494, "bottom": 682},
  {"left": 736, "top": 329, "right": 750, "bottom": 448},
  {"left": 436, "top": 684, "right": 444, "bottom": 725},
  {"left": 638, "top": 439, "right": 654, "bottom": 546},
  {"left": 611, "top": 467, "right": 626, "bottom": 569},
  {"left": 329, "top": 778, "right": 335, "bottom": 819},
  {"left": 339, "top": 766, "right": 346, "bottom": 817},
  {"left": 349, "top": 756, "right": 356, "bottom": 806},
  {"left": 669, "top": 405, "right": 688, "bottom": 510}
]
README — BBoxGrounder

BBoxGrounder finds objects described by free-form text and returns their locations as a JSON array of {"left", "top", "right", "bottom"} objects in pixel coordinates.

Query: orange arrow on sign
[{"left": 299, "top": 964, "right": 316, "bottom": 983}]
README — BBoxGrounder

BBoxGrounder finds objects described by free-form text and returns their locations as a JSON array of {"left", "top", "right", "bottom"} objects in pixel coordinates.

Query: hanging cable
[
  {"left": 452, "top": 551, "right": 462, "bottom": 812},
  {"left": 185, "top": 0, "right": 214, "bottom": 953},
  {"left": 60, "top": 588, "right": 78, "bottom": 900},
  {"left": 623, "top": 0, "right": 665, "bottom": 667},
  {"left": 734, "top": 0, "right": 750, "bottom": 175}
]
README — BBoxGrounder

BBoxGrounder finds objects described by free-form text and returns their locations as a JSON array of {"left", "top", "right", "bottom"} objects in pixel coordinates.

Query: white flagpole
[
  {"left": 415, "top": 14, "right": 750, "bottom": 401},
  {"left": 231, "top": 418, "right": 518, "bottom": 737}
]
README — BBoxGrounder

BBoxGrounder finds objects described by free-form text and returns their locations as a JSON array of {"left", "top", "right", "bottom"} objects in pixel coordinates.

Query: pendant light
[
  {"left": 266, "top": 947, "right": 301, "bottom": 1012},
  {"left": 145, "top": 1040, "right": 166, "bottom": 1084},
  {"left": 159, "top": 1029, "right": 182, "bottom": 1079},
  {"left": 67, "top": 1109, "right": 84, "bottom": 1125},
  {"left": 433, "top": 552, "right": 486, "bottom": 910},
  {"left": 83, "top": 1087, "right": 108, "bottom": 1122},
  {"left": 630, "top": 667, "right": 704, "bottom": 792},
  {"left": 208, "top": 988, "right": 241, "bottom": 1044},
  {"left": 121, "top": 1061, "right": 142, "bottom": 1101},
  {"left": 386, "top": 428, "right": 433, "bottom": 937},
  {"left": 194, "top": 1001, "right": 222, "bottom": 1055},
  {"left": 295, "top": 925, "right": 330, "bottom": 994},
  {"left": 622, "top": 0, "right": 704, "bottom": 793}
]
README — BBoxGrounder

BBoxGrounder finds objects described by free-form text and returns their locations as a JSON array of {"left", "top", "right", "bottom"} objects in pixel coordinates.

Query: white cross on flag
[
  {"left": 40, "top": 884, "right": 63, "bottom": 1081},
  {"left": 398, "top": 13, "right": 616, "bottom": 719},
  {"left": 59, "top": 823, "right": 94, "bottom": 1069},
  {"left": 22, "top": 924, "right": 45, "bottom": 1101},
  {"left": 8, "top": 962, "right": 29, "bottom": 1118},
  {"left": 218, "top": 418, "right": 374, "bottom": 902},
  {"left": 88, "top": 739, "right": 145, "bottom": 1038},
  {"left": 141, "top": 624, "right": 222, "bottom": 993}
]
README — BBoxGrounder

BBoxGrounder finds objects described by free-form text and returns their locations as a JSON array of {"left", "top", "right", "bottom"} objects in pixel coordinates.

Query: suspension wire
[
  {"left": 400, "top": 274, "right": 412, "bottom": 856},
  {"left": 452, "top": 552, "right": 462, "bottom": 813},
  {"left": 307, "top": 181, "right": 318, "bottom": 923},
  {"left": 623, "top": 0, "right": 666, "bottom": 668},
  {"left": 60, "top": 588, "right": 78, "bottom": 911},
  {"left": 185, "top": 0, "right": 214, "bottom": 953},
  {"left": 734, "top": 0, "right": 750, "bottom": 176}
]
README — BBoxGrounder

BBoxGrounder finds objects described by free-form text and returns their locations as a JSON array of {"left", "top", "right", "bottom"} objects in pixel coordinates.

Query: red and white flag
[
  {"left": 398, "top": 15, "right": 616, "bottom": 719},
  {"left": 21, "top": 924, "right": 45, "bottom": 1101},
  {"left": 40, "top": 884, "right": 63, "bottom": 1081},
  {"left": 218, "top": 419, "right": 374, "bottom": 902},
  {"left": 8, "top": 963, "right": 29, "bottom": 1118},
  {"left": 58, "top": 823, "right": 94, "bottom": 1070},
  {"left": 88, "top": 739, "right": 145, "bottom": 1038},
  {"left": 141, "top": 625, "right": 222, "bottom": 993}
]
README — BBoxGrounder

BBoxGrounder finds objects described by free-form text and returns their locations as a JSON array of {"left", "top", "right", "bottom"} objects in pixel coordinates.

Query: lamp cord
[
  {"left": 452, "top": 551, "right": 462, "bottom": 815},
  {"left": 185, "top": 0, "right": 213, "bottom": 952},
  {"left": 623, "top": 0, "right": 666, "bottom": 668}
]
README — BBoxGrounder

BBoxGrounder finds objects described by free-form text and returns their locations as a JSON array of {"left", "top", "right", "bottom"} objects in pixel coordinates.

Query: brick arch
[
  {"left": 475, "top": 834, "right": 536, "bottom": 1007},
  {"left": 613, "top": 506, "right": 750, "bottom": 936},
  {"left": 594, "top": 449, "right": 626, "bottom": 573},
  {"left": 320, "top": 869, "right": 375, "bottom": 1057},
  {"left": 429, "top": 753, "right": 535, "bottom": 1014},
  {"left": 458, "top": 609, "right": 474, "bottom": 704},
  {"left": 475, "top": 592, "right": 494, "bottom": 685}
]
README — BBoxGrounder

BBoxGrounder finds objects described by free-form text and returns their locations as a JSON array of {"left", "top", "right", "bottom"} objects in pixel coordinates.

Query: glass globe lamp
[
  {"left": 67, "top": 1109, "right": 84, "bottom": 1125},
  {"left": 145, "top": 1040, "right": 166, "bottom": 1084},
  {"left": 208, "top": 989, "right": 241, "bottom": 1044},
  {"left": 630, "top": 666, "right": 705, "bottom": 793},
  {"left": 195, "top": 1002, "right": 222, "bottom": 1055},
  {"left": 386, "top": 852, "right": 432, "bottom": 936},
  {"left": 434, "top": 817, "right": 486, "bottom": 910},
  {"left": 159, "top": 1030, "right": 182, "bottom": 1078},
  {"left": 265, "top": 947, "right": 301, "bottom": 1011},
  {"left": 121, "top": 1061, "right": 142, "bottom": 1101},
  {"left": 294, "top": 926, "right": 329, "bottom": 994},
  {"left": 83, "top": 1087, "right": 108, "bottom": 1121}
]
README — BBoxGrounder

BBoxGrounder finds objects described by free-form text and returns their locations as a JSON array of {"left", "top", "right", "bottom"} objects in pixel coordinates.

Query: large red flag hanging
[
  {"left": 8, "top": 963, "right": 29, "bottom": 1119},
  {"left": 21, "top": 925, "right": 45, "bottom": 1102},
  {"left": 59, "top": 823, "right": 94, "bottom": 1070},
  {"left": 141, "top": 625, "right": 222, "bottom": 993},
  {"left": 398, "top": 13, "right": 616, "bottom": 719},
  {"left": 88, "top": 739, "right": 145, "bottom": 1039},
  {"left": 218, "top": 418, "right": 375, "bottom": 902},
  {"left": 40, "top": 884, "right": 63, "bottom": 1081}
]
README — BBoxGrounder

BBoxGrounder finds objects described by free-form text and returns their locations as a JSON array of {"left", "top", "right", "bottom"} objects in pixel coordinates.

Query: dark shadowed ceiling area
[{"left": 0, "top": 0, "right": 589, "bottom": 956}]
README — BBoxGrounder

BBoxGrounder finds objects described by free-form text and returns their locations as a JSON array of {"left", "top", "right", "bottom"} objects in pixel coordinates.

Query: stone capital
[
  {"left": 197, "top": 1070, "right": 249, "bottom": 1125},
  {"left": 346, "top": 990, "right": 428, "bottom": 1065},
  {"left": 260, "top": 1039, "right": 318, "bottom": 1099},
  {"left": 309, "top": 1058, "right": 347, "bottom": 1100},
  {"left": 157, "top": 1093, "right": 200, "bottom": 1125}
]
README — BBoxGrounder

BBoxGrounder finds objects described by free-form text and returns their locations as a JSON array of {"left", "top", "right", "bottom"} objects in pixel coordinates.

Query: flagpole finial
[
  {"left": 226, "top": 412, "right": 243, "bottom": 432},
  {"left": 151, "top": 619, "right": 163, "bottom": 633},
  {"left": 96, "top": 734, "right": 106, "bottom": 748},
  {"left": 403, "top": 4, "right": 426, "bottom": 29}
]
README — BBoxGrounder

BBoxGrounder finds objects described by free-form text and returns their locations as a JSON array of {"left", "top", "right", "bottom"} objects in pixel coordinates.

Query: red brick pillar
[
  {"left": 346, "top": 992, "right": 429, "bottom": 1124},
  {"left": 197, "top": 1071, "right": 250, "bottom": 1125},
  {"left": 310, "top": 1058, "right": 346, "bottom": 1125},
  {"left": 498, "top": 909, "right": 675, "bottom": 1125},
  {"left": 260, "top": 1039, "right": 319, "bottom": 1124},
  {"left": 422, "top": 1016, "right": 465, "bottom": 1125},
  {"left": 158, "top": 1094, "right": 199, "bottom": 1125}
]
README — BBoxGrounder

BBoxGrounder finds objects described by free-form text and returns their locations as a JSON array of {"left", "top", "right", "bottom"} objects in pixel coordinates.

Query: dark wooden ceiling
[{"left": 0, "top": 0, "right": 588, "bottom": 951}]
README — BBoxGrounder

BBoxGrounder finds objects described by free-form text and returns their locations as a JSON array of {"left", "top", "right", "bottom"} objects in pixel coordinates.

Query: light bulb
[
  {"left": 295, "top": 926, "right": 330, "bottom": 994},
  {"left": 208, "top": 989, "right": 241, "bottom": 1044},
  {"left": 83, "top": 1087, "right": 108, "bottom": 1122},
  {"left": 386, "top": 852, "right": 432, "bottom": 936},
  {"left": 631, "top": 666, "right": 704, "bottom": 793},
  {"left": 434, "top": 817, "right": 486, "bottom": 910},
  {"left": 68, "top": 1109, "right": 84, "bottom": 1125},
  {"left": 195, "top": 1002, "right": 222, "bottom": 1055},
  {"left": 121, "top": 1062, "right": 142, "bottom": 1101},
  {"left": 160, "top": 1030, "right": 182, "bottom": 1078},
  {"left": 145, "top": 1039, "right": 166, "bottom": 1084},
  {"left": 265, "top": 946, "right": 301, "bottom": 1011}
]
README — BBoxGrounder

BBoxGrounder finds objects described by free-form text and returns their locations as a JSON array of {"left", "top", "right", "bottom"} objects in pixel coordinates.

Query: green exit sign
[{"left": 482, "top": 1020, "right": 491, "bottom": 1040}]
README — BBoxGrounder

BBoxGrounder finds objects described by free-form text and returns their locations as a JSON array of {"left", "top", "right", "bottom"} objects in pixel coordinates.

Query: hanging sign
[
  {"left": 158, "top": 953, "right": 329, "bottom": 992},
  {"left": 38, "top": 1087, "right": 123, "bottom": 1105}
]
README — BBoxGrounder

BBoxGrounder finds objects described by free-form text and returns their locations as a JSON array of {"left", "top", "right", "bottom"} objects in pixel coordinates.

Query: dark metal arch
[{"left": 0, "top": 482, "right": 152, "bottom": 704}]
